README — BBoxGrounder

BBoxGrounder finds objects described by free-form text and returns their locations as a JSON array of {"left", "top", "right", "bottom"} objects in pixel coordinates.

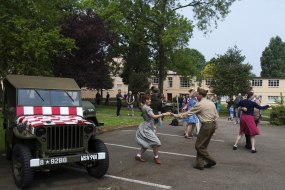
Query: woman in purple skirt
[{"left": 233, "top": 91, "right": 270, "bottom": 153}]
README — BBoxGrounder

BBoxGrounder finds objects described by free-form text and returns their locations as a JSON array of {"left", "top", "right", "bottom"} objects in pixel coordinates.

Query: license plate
[
  {"left": 80, "top": 154, "right": 98, "bottom": 161},
  {"left": 37, "top": 157, "right": 67, "bottom": 166}
]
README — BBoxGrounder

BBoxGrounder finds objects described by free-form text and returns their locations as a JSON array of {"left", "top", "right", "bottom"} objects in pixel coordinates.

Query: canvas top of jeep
[{"left": 3, "top": 75, "right": 93, "bottom": 136}]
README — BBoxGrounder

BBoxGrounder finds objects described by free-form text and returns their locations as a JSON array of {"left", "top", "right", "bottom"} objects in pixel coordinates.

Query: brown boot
[
  {"left": 135, "top": 156, "right": 146, "bottom": 162},
  {"left": 154, "top": 157, "right": 161, "bottom": 164}
]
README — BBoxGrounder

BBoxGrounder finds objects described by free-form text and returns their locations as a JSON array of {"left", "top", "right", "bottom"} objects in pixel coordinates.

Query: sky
[{"left": 179, "top": 0, "right": 285, "bottom": 76}]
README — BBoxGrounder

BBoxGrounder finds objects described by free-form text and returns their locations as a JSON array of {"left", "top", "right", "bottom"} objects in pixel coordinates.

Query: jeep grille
[{"left": 46, "top": 125, "right": 85, "bottom": 151}]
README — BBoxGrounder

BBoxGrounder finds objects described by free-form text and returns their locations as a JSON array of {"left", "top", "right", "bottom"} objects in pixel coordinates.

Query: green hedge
[{"left": 270, "top": 105, "right": 285, "bottom": 126}]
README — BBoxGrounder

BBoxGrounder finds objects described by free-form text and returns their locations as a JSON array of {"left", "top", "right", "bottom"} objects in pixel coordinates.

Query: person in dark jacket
[
  {"left": 233, "top": 91, "right": 270, "bottom": 153},
  {"left": 116, "top": 89, "right": 123, "bottom": 117},
  {"left": 149, "top": 87, "right": 162, "bottom": 126}
]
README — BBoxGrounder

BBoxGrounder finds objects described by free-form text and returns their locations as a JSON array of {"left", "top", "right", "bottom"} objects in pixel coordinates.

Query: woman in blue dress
[{"left": 184, "top": 89, "right": 199, "bottom": 138}]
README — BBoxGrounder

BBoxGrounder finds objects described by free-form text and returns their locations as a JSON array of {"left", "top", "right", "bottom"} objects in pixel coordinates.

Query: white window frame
[
  {"left": 252, "top": 79, "right": 263, "bottom": 86},
  {"left": 117, "top": 84, "right": 122, "bottom": 90},
  {"left": 152, "top": 77, "right": 159, "bottom": 85},
  {"left": 168, "top": 77, "right": 173, "bottom": 88},
  {"left": 180, "top": 77, "right": 190, "bottom": 88},
  {"left": 268, "top": 80, "right": 279, "bottom": 87},
  {"left": 205, "top": 79, "right": 213, "bottom": 86},
  {"left": 268, "top": 96, "right": 279, "bottom": 103}
]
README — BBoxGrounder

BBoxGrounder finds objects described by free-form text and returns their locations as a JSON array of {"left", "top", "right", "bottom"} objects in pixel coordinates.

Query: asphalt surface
[{"left": 1, "top": 117, "right": 285, "bottom": 190}]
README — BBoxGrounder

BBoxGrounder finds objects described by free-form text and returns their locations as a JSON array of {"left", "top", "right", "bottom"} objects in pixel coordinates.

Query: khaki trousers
[{"left": 195, "top": 122, "right": 216, "bottom": 167}]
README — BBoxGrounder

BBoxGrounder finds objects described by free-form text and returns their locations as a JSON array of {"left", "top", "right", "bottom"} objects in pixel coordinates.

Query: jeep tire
[
  {"left": 86, "top": 139, "right": 109, "bottom": 178},
  {"left": 5, "top": 132, "right": 12, "bottom": 160},
  {"left": 12, "top": 144, "right": 34, "bottom": 189}
]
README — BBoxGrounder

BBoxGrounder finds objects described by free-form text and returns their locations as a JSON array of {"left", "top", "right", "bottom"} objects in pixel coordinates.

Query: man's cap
[{"left": 197, "top": 87, "right": 208, "bottom": 96}]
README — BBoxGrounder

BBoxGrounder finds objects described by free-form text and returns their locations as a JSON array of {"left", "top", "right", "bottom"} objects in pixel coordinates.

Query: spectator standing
[
  {"left": 105, "top": 92, "right": 110, "bottom": 105},
  {"left": 95, "top": 91, "right": 101, "bottom": 105},
  {"left": 214, "top": 96, "right": 221, "bottom": 114},
  {"left": 233, "top": 93, "right": 243, "bottom": 124},
  {"left": 116, "top": 89, "right": 123, "bottom": 117},
  {"left": 126, "top": 91, "right": 135, "bottom": 116}
]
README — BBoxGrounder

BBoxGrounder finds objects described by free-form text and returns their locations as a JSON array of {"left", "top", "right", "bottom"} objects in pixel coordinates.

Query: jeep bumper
[{"left": 30, "top": 152, "right": 106, "bottom": 167}]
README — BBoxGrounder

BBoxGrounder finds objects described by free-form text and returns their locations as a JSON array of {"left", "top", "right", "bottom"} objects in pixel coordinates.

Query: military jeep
[{"left": 2, "top": 75, "right": 109, "bottom": 188}]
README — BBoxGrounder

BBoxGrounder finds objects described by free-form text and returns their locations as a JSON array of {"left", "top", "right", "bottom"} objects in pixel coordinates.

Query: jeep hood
[{"left": 16, "top": 115, "right": 93, "bottom": 129}]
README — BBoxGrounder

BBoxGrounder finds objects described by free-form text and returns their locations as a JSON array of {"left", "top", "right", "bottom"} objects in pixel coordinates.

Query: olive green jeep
[{"left": 2, "top": 75, "right": 109, "bottom": 188}]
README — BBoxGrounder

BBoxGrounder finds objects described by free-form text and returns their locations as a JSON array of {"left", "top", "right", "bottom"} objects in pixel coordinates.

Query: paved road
[{"left": 1, "top": 118, "right": 285, "bottom": 190}]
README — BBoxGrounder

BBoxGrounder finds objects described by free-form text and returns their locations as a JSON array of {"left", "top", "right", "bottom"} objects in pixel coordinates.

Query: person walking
[
  {"left": 126, "top": 91, "right": 135, "bottom": 116},
  {"left": 105, "top": 92, "right": 110, "bottom": 105},
  {"left": 226, "top": 97, "right": 234, "bottom": 121},
  {"left": 172, "top": 87, "right": 219, "bottom": 170},
  {"left": 233, "top": 91, "right": 270, "bottom": 153},
  {"left": 95, "top": 91, "right": 101, "bottom": 105},
  {"left": 135, "top": 94, "right": 171, "bottom": 164},
  {"left": 116, "top": 89, "right": 123, "bottom": 117},
  {"left": 183, "top": 89, "right": 199, "bottom": 139}
]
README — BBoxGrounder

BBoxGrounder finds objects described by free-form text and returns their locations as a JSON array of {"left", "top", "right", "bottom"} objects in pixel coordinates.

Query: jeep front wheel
[
  {"left": 5, "top": 132, "right": 12, "bottom": 160},
  {"left": 12, "top": 144, "right": 34, "bottom": 189},
  {"left": 86, "top": 139, "right": 109, "bottom": 178}
]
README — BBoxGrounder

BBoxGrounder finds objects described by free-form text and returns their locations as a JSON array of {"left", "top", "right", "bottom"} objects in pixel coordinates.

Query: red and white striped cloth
[
  {"left": 16, "top": 115, "right": 93, "bottom": 129},
  {"left": 16, "top": 106, "right": 83, "bottom": 117}
]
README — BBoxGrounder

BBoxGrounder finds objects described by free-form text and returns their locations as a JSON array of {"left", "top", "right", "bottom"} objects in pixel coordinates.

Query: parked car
[{"left": 2, "top": 75, "right": 109, "bottom": 188}]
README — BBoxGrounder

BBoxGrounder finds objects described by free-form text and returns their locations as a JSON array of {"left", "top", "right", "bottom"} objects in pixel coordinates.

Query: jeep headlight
[
  {"left": 35, "top": 127, "right": 46, "bottom": 137},
  {"left": 84, "top": 125, "right": 93, "bottom": 134}
]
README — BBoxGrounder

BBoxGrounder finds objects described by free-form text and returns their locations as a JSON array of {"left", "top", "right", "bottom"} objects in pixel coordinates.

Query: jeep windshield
[{"left": 18, "top": 89, "right": 81, "bottom": 106}]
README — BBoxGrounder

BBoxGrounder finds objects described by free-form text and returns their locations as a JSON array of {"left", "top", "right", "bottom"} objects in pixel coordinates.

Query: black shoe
[
  {"left": 193, "top": 165, "right": 204, "bottom": 170},
  {"left": 245, "top": 145, "right": 252, "bottom": 150},
  {"left": 233, "top": 145, "right": 237, "bottom": 150},
  {"left": 204, "top": 162, "right": 216, "bottom": 168},
  {"left": 251, "top": 149, "right": 257, "bottom": 153}
]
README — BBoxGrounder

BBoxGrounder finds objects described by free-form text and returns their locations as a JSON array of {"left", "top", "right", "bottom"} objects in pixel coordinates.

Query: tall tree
[
  {"left": 89, "top": 0, "right": 237, "bottom": 92},
  {"left": 209, "top": 46, "right": 252, "bottom": 97},
  {"left": 54, "top": 9, "right": 114, "bottom": 89},
  {"left": 260, "top": 36, "right": 285, "bottom": 77},
  {"left": 0, "top": 0, "right": 76, "bottom": 77},
  {"left": 169, "top": 48, "right": 206, "bottom": 81}
]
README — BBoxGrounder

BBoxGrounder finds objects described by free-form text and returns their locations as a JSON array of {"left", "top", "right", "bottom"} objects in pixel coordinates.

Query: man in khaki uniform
[{"left": 172, "top": 87, "right": 219, "bottom": 170}]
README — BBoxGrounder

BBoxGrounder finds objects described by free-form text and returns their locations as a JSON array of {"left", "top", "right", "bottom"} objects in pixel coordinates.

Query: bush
[{"left": 270, "top": 105, "right": 285, "bottom": 126}]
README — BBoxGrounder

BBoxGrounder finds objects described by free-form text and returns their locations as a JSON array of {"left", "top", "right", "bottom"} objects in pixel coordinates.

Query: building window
[
  {"left": 252, "top": 79, "right": 263, "bottom": 86},
  {"left": 180, "top": 77, "right": 190, "bottom": 88},
  {"left": 168, "top": 77, "right": 173, "bottom": 88},
  {"left": 268, "top": 96, "right": 279, "bottom": 103},
  {"left": 117, "top": 84, "right": 122, "bottom": 90},
  {"left": 152, "top": 77, "right": 159, "bottom": 85},
  {"left": 205, "top": 79, "right": 213, "bottom": 86},
  {"left": 268, "top": 80, "right": 279, "bottom": 87}
]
